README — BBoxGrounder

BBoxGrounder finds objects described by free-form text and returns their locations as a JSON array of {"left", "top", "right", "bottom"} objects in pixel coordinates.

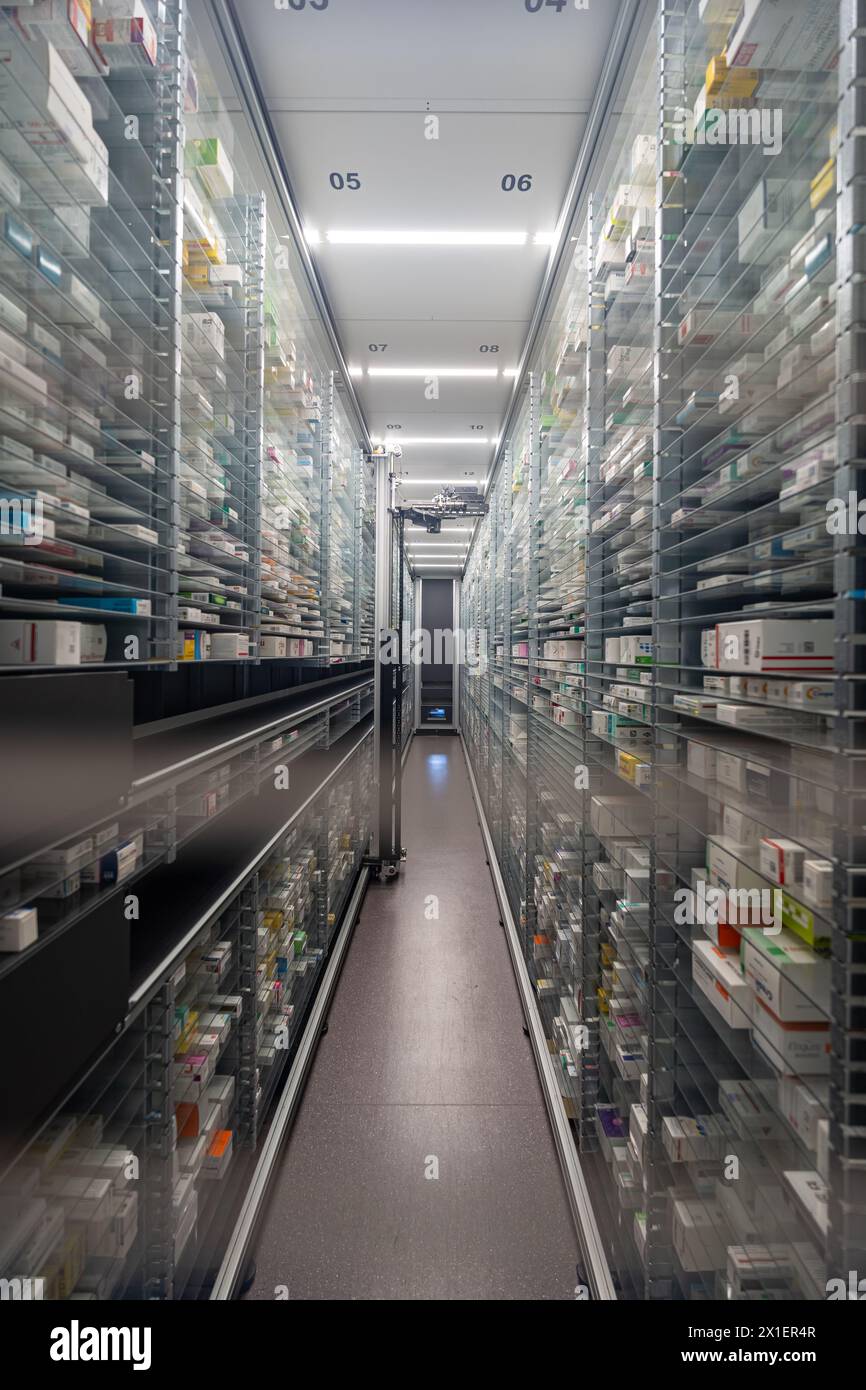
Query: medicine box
[
  {"left": 57, "top": 1145, "right": 133, "bottom": 1192},
  {"left": 0, "top": 619, "right": 81, "bottom": 665},
  {"left": 683, "top": 750, "right": 717, "bottom": 783},
  {"left": 663, "top": 1114, "right": 726, "bottom": 1163},
  {"left": 726, "top": 1244, "right": 795, "bottom": 1297},
  {"left": 629, "top": 1103, "right": 648, "bottom": 1168},
  {"left": 783, "top": 1170, "right": 829, "bottom": 1236},
  {"left": 543, "top": 638, "right": 583, "bottom": 661},
  {"left": 715, "top": 1182, "right": 763, "bottom": 1245},
  {"left": 779, "top": 1075, "right": 828, "bottom": 1151},
  {"left": 174, "top": 1051, "right": 215, "bottom": 1100},
  {"left": 259, "top": 635, "right": 287, "bottom": 658},
  {"left": 178, "top": 629, "right": 210, "bottom": 661},
  {"left": 93, "top": 6, "right": 159, "bottom": 69},
  {"left": 699, "top": 627, "right": 717, "bottom": 669},
  {"left": 802, "top": 859, "right": 832, "bottom": 909},
  {"left": 209, "top": 633, "right": 250, "bottom": 660},
  {"left": 692, "top": 939, "right": 751, "bottom": 1029},
  {"left": 786, "top": 681, "right": 833, "bottom": 709},
  {"left": 0, "top": 35, "right": 96, "bottom": 155},
  {"left": 620, "top": 635, "right": 652, "bottom": 665},
  {"left": 187, "top": 137, "right": 234, "bottom": 198},
  {"left": 718, "top": 1077, "right": 777, "bottom": 1141},
  {"left": 673, "top": 1197, "right": 729, "bottom": 1273},
  {"left": 207, "top": 993, "right": 243, "bottom": 1018},
  {"left": 179, "top": 1132, "right": 208, "bottom": 1177},
  {"left": 740, "top": 926, "right": 830, "bottom": 1023},
  {"left": 779, "top": 892, "right": 830, "bottom": 952},
  {"left": 722, "top": 806, "right": 762, "bottom": 848},
  {"left": 0, "top": 905, "right": 38, "bottom": 952},
  {"left": 758, "top": 837, "right": 805, "bottom": 886},
  {"left": 727, "top": 0, "right": 839, "bottom": 73},
  {"left": 30, "top": 835, "right": 93, "bottom": 871},
  {"left": 595, "top": 1104, "right": 628, "bottom": 1163},
  {"left": 79, "top": 624, "right": 107, "bottom": 663},
  {"left": 707, "top": 838, "right": 769, "bottom": 895},
  {"left": 202, "top": 1128, "right": 232, "bottom": 1178},
  {"left": 186, "top": 311, "right": 225, "bottom": 358},
  {"left": 714, "top": 619, "right": 833, "bottom": 674},
  {"left": 616, "top": 749, "right": 650, "bottom": 785},
  {"left": 751, "top": 996, "right": 830, "bottom": 1074}
]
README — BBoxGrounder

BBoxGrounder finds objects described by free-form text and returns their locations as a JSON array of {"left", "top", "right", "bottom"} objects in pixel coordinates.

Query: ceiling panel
[
  {"left": 309, "top": 245, "right": 550, "bottom": 320},
  {"left": 335, "top": 317, "right": 527, "bottom": 368},
  {"left": 358, "top": 380, "right": 511, "bottom": 416},
  {"left": 364, "top": 409, "right": 503, "bottom": 438},
  {"left": 269, "top": 111, "right": 583, "bottom": 229},
  {"left": 395, "top": 449, "right": 492, "bottom": 478},
  {"left": 242, "top": 0, "right": 620, "bottom": 105}
]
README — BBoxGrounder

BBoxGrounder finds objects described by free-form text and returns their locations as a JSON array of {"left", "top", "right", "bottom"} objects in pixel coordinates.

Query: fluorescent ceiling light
[
  {"left": 318, "top": 230, "right": 529, "bottom": 247},
  {"left": 304, "top": 228, "right": 321, "bottom": 245},
  {"left": 412, "top": 563, "right": 462, "bottom": 568},
  {"left": 389, "top": 437, "right": 492, "bottom": 446},
  {"left": 367, "top": 367, "right": 498, "bottom": 379},
  {"left": 347, "top": 365, "right": 363, "bottom": 378},
  {"left": 533, "top": 231, "right": 557, "bottom": 245}
]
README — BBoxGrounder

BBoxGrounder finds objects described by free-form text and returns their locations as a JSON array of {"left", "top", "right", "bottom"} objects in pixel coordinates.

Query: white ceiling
[{"left": 238, "top": 0, "right": 623, "bottom": 567}]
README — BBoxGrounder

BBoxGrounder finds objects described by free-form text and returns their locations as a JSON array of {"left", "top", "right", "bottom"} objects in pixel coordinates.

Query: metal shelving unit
[
  {"left": 0, "top": 700, "right": 374, "bottom": 1300},
  {"left": 462, "top": 0, "right": 858, "bottom": 1302},
  {"left": 0, "top": 0, "right": 376, "bottom": 1303}
]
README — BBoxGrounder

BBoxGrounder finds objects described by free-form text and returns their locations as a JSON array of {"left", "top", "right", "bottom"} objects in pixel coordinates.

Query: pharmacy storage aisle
[
  {"left": 1, "top": 0, "right": 865, "bottom": 1327},
  {"left": 246, "top": 737, "right": 580, "bottom": 1301}
]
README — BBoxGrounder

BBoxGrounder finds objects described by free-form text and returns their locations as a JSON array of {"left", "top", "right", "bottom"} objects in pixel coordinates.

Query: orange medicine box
[{"left": 203, "top": 1128, "right": 232, "bottom": 1178}]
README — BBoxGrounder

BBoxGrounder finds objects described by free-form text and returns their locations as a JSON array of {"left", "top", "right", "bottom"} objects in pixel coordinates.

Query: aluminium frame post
[
  {"left": 524, "top": 372, "right": 542, "bottom": 968},
  {"left": 580, "top": 193, "right": 605, "bottom": 1158},
  {"left": 234, "top": 192, "right": 266, "bottom": 661},
  {"left": 481, "top": 479, "right": 497, "bottom": 810},
  {"left": 152, "top": 0, "right": 185, "bottom": 672},
  {"left": 319, "top": 370, "right": 334, "bottom": 664},
  {"left": 500, "top": 443, "right": 514, "bottom": 870},
  {"left": 830, "top": 0, "right": 866, "bottom": 1284},
  {"left": 141, "top": 979, "right": 176, "bottom": 1299},
  {"left": 352, "top": 444, "right": 363, "bottom": 659},
  {"left": 371, "top": 452, "right": 401, "bottom": 873},
  {"left": 236, "top": 873, "right": 260, "bottom": 1147},
  {"left": 646, "top": 0, "right": 687, "bottom": 1303}
]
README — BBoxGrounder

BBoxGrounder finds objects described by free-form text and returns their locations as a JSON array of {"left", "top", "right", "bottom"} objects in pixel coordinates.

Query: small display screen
[{"left": 425, "top": 707, "right": 447, "bottom": 721}]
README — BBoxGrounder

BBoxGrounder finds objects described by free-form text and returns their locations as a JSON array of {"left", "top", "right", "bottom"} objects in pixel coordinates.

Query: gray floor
[{"left": 247, "top": 736, "right": 580, "bottom": 1300}]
